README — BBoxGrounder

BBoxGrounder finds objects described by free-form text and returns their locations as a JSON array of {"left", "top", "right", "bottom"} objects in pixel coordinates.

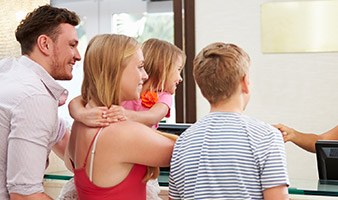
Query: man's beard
[{"left": 50, "top": 55, "right": 72, "bottom": 80}]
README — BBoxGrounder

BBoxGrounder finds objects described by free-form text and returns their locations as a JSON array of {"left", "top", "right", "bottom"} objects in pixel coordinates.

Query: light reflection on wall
[
  {"left": 261, "top": 1, "right": 338, "bottom": 53},
  {"left": 112, "top": 12, "right": 174, "bottom": 43},
  {"left": 0, "top": 0, "right": 50, "bottom": 59}
]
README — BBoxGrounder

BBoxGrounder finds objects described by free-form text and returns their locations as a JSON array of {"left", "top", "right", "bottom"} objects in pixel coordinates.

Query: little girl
[
  {"left": 121, "top": 38, "right": 185, "bottom": 200},
  {"left": 59, "top": 38, "right": 186, "bottom": 200}
]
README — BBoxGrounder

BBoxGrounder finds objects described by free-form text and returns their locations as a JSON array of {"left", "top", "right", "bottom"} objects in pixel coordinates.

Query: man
[
  {"left": 169, "top": 43, "right": 289, "bottom": 199},
  {"left": 0, "top": 5, "right": 81, "bottom": 199}
]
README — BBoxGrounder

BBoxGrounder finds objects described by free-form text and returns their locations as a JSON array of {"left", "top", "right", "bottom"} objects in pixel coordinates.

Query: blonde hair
[
  {"left": 142, "top": 38, "right": 186, "bottom": 92},
  {"left": 193, "top": 43, "right": 250, "bottom": 104},
  {"left": 140, "top": 39, "right": 185, "bottom": 181},
  {"left": 81, "top": 34, "right": 140, "bottom": 107}
]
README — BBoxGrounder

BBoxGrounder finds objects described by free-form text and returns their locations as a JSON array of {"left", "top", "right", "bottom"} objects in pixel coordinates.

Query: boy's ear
[{"left": 241, "top": 74, "right": 250, "bottom": 94}]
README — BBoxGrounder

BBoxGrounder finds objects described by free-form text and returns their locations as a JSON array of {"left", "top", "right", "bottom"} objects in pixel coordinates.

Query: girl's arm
[
  {"left": 68, "top": 96, "right": 125, "bottom": 127},
  {"left": 123, "top": 103, "right": 169, "bottom": 127},
  {"left": 106, "top": 92, "right": 172, "bottom": 127}
]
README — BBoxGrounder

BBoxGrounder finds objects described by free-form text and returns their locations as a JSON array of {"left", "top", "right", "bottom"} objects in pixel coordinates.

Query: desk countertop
[{"left": 44, "top": 171, "right": 338, "bottom": 196}]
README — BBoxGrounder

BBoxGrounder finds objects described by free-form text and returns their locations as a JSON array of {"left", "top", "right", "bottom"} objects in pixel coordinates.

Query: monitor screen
[
  {"left": 316, "top": 140, "right": 338, "bottom": 182},
  {"left": 158, "top": 123, "right": 191, "bottom": 179},
  {"left": 158, "top": 123, "right": 191, "bottom": 136}
]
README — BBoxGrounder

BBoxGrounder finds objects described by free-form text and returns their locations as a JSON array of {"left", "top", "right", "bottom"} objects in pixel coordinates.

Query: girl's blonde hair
[
  {"left": 81, "top": 34, "right": 140, "bottom": 107},
  {"left": 141, "top": 39, "right": 185, "bottom": 182},
  {"left": 142, "top": 38, "right": 186, "bottom": 92}
]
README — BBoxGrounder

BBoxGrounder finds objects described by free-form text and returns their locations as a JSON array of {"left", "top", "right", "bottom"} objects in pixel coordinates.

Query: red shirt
[
  {"left": 73, "top": 128, "right": 147, "bottom": 200},
  {"left": 74, "top": 164, "right": 147, "bottom": 200}
]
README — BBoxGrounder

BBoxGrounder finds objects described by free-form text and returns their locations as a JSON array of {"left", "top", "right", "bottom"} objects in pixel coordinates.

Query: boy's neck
[{"left": 209, "top": 94, "right": 246, "bottom": 113}]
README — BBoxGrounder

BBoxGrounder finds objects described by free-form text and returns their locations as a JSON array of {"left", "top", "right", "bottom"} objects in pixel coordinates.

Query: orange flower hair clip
[{"left": 141, "top": 91, "right": 158, "bottom": 108}]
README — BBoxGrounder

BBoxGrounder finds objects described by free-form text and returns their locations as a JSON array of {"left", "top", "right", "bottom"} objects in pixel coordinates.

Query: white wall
[
  {"left": 53, "top": 0, "right": 175, "bottom": 125},
  {"left": 195, "top": 0, "right": 338, "bottom": 180},
  {"left": 51, "top": 0, "right": 338, "bottom": 181}
]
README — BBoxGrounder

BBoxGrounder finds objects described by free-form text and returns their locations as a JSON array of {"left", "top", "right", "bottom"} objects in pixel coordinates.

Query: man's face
[{"left": 50, "top": 23, "right": 81, "bottom": 80}]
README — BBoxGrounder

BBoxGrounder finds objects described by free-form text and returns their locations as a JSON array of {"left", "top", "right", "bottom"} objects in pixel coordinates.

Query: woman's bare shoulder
[
  {"left": 101, "top": 120, "right": 154, "bottom": 140},
  {"left": 107, "top": 120, "right": 149, "bottom": 131}
]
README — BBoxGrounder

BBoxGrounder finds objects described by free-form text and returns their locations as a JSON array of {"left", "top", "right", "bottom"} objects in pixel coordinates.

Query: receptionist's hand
[{"left": 274, "top": 124, "right": 297, "bottom": 143}]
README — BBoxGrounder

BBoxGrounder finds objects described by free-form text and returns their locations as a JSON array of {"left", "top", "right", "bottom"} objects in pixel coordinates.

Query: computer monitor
[
  {"left": 158, "top": 123, "right": 191, "bottom": 184},
  {"left": 316, "top": 140, "right": 338, "bottom": 182},
  {"left": 158, "top": 123, "right": 191, "bottom": 136}
]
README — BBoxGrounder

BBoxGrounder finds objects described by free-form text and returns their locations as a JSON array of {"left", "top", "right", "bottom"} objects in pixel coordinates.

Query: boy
[{"left": 169, "top": 43, "right": 289, "bottom": 199}]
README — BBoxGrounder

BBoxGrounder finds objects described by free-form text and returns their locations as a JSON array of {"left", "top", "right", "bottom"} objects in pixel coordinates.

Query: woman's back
[
  {"left": 69, "top": 121, "right": 147, "bottom": 199},
  {"left": 69, "top": 120, "right": 173, "bottom": 199}
]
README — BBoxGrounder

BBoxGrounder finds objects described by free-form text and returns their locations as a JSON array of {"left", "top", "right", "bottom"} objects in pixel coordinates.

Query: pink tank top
[{"left": 73, "top": 128, "right": 147, "bottom": 200}]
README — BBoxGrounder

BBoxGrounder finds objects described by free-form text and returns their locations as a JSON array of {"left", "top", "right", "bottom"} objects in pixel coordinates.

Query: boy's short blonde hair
[{"left": 193, "top": 43, "right": 250, "bottom": 104}]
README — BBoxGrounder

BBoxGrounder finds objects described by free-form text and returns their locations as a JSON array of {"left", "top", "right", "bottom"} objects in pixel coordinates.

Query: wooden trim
[
  {"left": 173, "top": 0, "right": 196, "bottom": 123},
  {"left": 173, "top": 0, "right": 183, "bottom": 49},
  {"left": 173, "top": 0, "right": 184, "bottom": 122},
  {"left": 183, "top": 0, "right": 196, "bottom": 123}
]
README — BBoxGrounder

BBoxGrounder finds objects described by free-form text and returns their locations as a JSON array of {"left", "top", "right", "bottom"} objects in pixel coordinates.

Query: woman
[
  {"left": 274, "top": 124, "right": 338, "bottom": 153},
  {"left": 66, "top": 34, "right": 174, "bottom": 200}
]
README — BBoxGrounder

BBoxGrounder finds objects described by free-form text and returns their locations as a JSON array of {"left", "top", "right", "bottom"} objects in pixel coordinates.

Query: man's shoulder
[
  {"left": 0, "top": 66, "right": 47, "bottom": 106},
  {"left": 0, "top": 76, "right": 47, "bottom": 101}
]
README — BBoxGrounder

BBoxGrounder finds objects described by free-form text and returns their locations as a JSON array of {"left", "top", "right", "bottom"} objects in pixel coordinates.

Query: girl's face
[
  {"left": 164, "top": 56, "right": 183, "bottom": 94},
  {"left": 120, "top": 48, "right": 148, "bottom": 101}
]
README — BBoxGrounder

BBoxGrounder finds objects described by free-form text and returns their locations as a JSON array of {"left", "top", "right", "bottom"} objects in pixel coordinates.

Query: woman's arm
[
  {"left": 274, "top": 124, "right": 338, "bottom": 153},
  {"left": 105, "top": 121, "right": 175, "bottom": 167}
]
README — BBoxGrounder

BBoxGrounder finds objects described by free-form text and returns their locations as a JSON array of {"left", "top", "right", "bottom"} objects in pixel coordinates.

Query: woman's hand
[{"left": 274, "top": 124, "right": 297, "bottom": 143}]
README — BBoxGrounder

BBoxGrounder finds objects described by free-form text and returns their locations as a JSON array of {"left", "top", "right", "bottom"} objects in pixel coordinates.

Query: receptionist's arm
[{"left": 274, "top": 124, "right": 338, "bottom": 153}]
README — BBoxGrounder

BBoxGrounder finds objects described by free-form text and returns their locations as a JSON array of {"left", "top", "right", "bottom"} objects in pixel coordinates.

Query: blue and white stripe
[{"left": 169, "top": 112, "right": 289, "bottom": 200}]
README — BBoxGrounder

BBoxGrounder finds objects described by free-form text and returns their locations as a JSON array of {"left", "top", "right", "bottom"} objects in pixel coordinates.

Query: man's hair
[
  {"left": 15, "top": 5, "right": 80, "bottom": 55},
  {"left": 142, "top": 38, "right": 186, "bottom": 92},
  {"left": 193, "top": 43, "right": 250, "bottom": 104},
  {"left": 81, "top": 34, "right": 140, "bottom": 107}
]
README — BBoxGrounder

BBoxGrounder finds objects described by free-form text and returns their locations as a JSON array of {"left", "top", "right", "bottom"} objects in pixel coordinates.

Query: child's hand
[
  {"left": 105, "top": 105, "right": 127, "bottom": 122},
  {"left": 79, "top": 106, "right": 111, "bottom": 127}
]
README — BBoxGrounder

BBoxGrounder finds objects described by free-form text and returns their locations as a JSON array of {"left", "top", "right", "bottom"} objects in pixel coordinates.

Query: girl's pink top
[{"left": 121, "top": 92, "right": 172, "bottom": 129}]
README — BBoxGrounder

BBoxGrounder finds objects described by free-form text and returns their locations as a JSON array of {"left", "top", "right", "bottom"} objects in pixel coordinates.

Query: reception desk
[
  {"left": 45, "top": 124, "right": 338, "bottom": 198},
  {"left": 44, "top": 171, "right": 338, "bottom": 197}
]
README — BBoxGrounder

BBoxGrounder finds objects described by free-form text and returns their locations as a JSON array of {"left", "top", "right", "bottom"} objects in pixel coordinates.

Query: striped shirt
[
  {"left": 169, "top": 112, "right": 289, "bottom": 200},
  {"left": 0, "top": 56, "right": 67, "bottom": 199}
]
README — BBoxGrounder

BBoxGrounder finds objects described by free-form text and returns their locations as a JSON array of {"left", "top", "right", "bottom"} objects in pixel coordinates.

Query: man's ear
[
  {"left": 241, "top": 74, "right": 250, "bottom": 94},
  {"left": 36, "top": 35, "right": 51, "bottom": 56}
]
